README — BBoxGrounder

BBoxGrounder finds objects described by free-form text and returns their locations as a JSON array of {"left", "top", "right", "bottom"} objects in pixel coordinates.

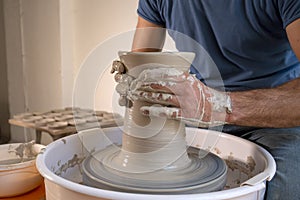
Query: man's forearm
[{"left": 227, "top": 78, "right": 300, "bottom": 128}]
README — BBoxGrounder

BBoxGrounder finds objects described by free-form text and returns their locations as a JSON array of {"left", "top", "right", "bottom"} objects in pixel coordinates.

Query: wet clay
[
  {"left": 225, "top": 155, "right": 256, "bottom": 182},
  {"left": 82, "top": 52, "right": 228, "bottom": 194},
  {"left": 54, "top": 154, "right": 85, "bottom": 176}
]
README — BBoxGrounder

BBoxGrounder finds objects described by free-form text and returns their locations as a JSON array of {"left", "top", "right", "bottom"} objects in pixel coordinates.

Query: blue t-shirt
[{"left": 137, "top": 0, "right": 300, "bottom": 91}]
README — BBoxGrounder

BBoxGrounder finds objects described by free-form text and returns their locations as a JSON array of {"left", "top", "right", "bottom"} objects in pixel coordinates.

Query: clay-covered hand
[
  {"left": 111, "top": 60, "right": 134, "bottom": 107},
  {"left": 128, "top": 68, "right": 232, "bottom": 127}
]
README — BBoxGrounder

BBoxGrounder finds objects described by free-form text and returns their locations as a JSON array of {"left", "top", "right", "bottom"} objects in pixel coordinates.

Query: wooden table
[{"left": 9, "top": 108, "right": 123, "bottom": 143}]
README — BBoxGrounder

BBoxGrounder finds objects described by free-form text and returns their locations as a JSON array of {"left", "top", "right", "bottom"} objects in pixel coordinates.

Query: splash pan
[{"left": 36, "top": 127, "right": 276, "bottom": 200}]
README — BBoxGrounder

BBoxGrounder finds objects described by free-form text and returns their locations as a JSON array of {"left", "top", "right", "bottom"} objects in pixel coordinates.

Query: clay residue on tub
[
  {"left": 8, "top": 140, "right": 37, "bottom": 162},
  {"left": 57, "top": 160, "right": 62, "bottom": 167},
  {"left": 213, "top": 147, "right": 221, "bottom": 155},
  {"left": 225, "top": 154, "right": 256, "bottom": 184},
  {"left": 61, "top": 139, "right": 66, "bottom": 144},
  {"left": 90, "top": 147, "right": 96, "bottom": 154},
  {"left": 246, "top": 156, "right": 256, "bottom": 172},
  {"left": 54, "top": 154, "right": 85, "bottom": 176}
]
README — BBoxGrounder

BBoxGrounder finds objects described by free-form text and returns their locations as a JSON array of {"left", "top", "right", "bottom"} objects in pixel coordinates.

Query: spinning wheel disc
[{"left": 82, "top": 146, "right": 227, "bottom": 194}]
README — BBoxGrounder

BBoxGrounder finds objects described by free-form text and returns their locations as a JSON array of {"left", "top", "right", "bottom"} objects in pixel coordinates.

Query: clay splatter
[
  {"left": 225, "top": 155, "right": 257, "bottom": 185},
  {"left": 213, "top": 147, "right": 221, "bottom": 155},
  {"left": 8, "top": 141, "right": 37, "bottom": 162},
  {"left": 54, "top": 154, "right": 85, "bottom": 176}
]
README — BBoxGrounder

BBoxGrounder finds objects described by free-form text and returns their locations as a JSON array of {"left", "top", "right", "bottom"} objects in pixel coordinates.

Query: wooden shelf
[{"left": 9, "top": 108, "right": 123, "bottom": 143}]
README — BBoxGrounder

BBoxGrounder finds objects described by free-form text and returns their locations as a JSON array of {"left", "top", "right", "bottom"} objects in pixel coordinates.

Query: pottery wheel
[
  {"left": 82, "top": 52, "right": 228, "bottom": 194},
  {"left": 82, "top": 145, "right": 227, "bottom": 194}
]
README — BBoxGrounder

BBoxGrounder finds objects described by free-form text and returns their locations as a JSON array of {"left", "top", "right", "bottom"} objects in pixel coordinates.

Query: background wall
[
  {"left": 0, "top": 0, "right": 10, "bottom": 143},
  {"left": 3, "top": 0, "right": 139, "bottom": 143}
]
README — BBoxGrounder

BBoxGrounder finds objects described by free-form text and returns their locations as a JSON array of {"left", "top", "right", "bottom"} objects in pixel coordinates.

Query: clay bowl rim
[{"left": 0, "top": 143, "right": 45, "bottom": 171}]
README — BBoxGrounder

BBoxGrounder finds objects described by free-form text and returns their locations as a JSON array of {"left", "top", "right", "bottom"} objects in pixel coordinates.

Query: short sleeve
[
  {"left": 137, "top": 0, "right": 165, "bottom": 25},
  {"left": 278, "top": 0, "right": 300, "bottom": 28}
]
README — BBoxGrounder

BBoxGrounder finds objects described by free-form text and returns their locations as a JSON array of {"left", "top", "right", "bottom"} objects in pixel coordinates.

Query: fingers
[
  {"left": 140, "top": 106, "right": 181, "bottom": 119},
  {"left": 140, "top": 106, "right": 226, "bottom": 128},
  {"left": 128, "top": 70, "right": 202, "bottom": 107},
  {"left": 130, "top": 90, "right": 179, "bottom": 106},
  {"left": 130, "top": 69, "right": 200, "bottom": 96},
  {"left": 114, "top": 73, "right": 134, "bottom": 108},
  {"left": 111, "top": 60, "right": 126, "bottom": 74},
  {"left": 140, "top": 105, "right": 209, "bottom": 127},
  {"left": 133, "top": 81, "right": 177, "bottom": 94},
  {"left": 135, "top": 67, "right": 187, "bottom": 83}
]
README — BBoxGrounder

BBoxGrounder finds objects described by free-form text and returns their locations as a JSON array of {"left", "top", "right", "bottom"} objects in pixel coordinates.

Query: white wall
[
  {"left": 3, "top": 0, "right": 139, "bottom": 143},
  {"left": 72, "top": 0, "right": 138, "bottom": 112},
  {"left": 0, "top": 0, "right": 10, "bottom": 143}
]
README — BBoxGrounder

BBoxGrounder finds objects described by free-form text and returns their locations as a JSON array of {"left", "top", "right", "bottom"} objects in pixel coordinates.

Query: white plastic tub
[{"left": 36, "top": 127, "right": 276, "bottom": 200}]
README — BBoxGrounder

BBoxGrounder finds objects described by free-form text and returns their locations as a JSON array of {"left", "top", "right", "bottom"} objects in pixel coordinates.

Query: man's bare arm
[
  {"left": 228, "top": 77, "right": 300, "bottom": 128},
  {"left": 132, "top": 16, "right": 166, "bottom": 52}
]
